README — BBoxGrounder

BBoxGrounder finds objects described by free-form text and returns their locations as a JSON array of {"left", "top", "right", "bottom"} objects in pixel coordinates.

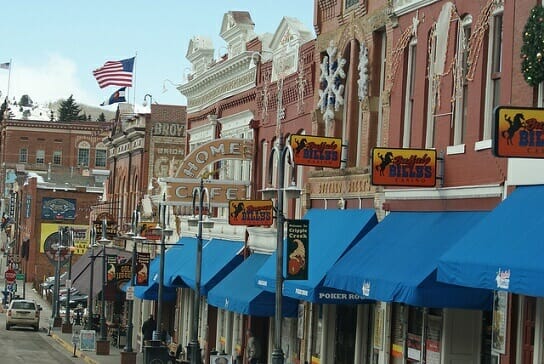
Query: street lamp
[
  {"left": 124, "top": 208, "right": 145, "bottom": 355},
  {"left": 87, "top": 226, "right": 98, "bottom": 331},
  {"left": 187, "top": 178, "right": 214, "bottom": 364},
  {"left": 52, "top": 226, "right": 70, "bottom": 327},
  {"left": 62, "top": 227, "right": 76, "bottom": 333},
  {"left": 96, "top": 218, "right": 111, "bottom": 355},
  {"left": 263, "top": 134, "right": 301, "bottom": 364}
]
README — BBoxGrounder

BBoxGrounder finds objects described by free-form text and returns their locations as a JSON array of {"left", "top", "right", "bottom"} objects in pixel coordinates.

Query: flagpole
[
  {"left": 6, "top": 59, "right": 12, "bottom": 102},
  {"left": 132, "top": 52, "right": 137, "bottom": 107}
]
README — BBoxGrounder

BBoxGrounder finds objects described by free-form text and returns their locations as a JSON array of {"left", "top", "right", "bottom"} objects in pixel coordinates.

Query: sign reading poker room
[
  {"left": 289, "top": 134, "right": 342, "bottom": 168},
  {"left": 371, "top": 147, "right": 437, "bottom": 187},
  {"left": 494, "top": 106, "right": 544, "bottom": 158},
  {"left": 228, "top": 200, "right": 274, "bottom": 226}
]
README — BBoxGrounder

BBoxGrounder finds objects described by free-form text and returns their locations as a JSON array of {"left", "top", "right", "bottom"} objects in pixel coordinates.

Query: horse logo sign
[
  {"left": 494, "top": 106, "right": 544, "bottom": 158},
  {"left": 371, "top": 147, "right": 437, "bottom": 187}
]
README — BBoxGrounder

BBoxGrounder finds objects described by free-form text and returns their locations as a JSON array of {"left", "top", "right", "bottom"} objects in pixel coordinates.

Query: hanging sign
[
  {"left": 228, "top": 200, "right": 274, "bottom": 226},
  {"left": 494, "top": 106, "right": 544, "bottom": 158},
  {"left": 290, "top": 134, "right": 342, "bottom": 168},
  {"left": 136, "top": 252, "right": 150, "bottom": 286},
  {"left": 106, "top": 255, "right": 117, "bottom": 283},
  {"left": 285, "top": 219, "right": 309, "bottom": 280},
  {"left": 371, "top": 147, "right": 437, "bottom": 187}
]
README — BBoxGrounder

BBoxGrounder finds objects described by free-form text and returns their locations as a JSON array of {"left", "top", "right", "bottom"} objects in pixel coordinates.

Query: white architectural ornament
[
  {"left": 357, "top": 42, "right": 369, "bottom": 101},
  {"left": 318, "top": 40, "right": 346, "bottom": 130}
]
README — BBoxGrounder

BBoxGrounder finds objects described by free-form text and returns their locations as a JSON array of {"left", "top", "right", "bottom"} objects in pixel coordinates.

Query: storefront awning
[
  {"left": 132, "top": 237, "right": 190, "bottom": 301},
  {"left": 438, "top": 185, "right": 544, "bottom": 297},
  {"left": 255, "top": 209, "right": 377, "bottom": 304},
  {"left": 72, "top": 246, "right": 131, "bottom": 296},
  {"left": 324, "top": 211, "right": 493, "bottom": 309},
  {"left": 207, "top": 253, "right": 298, "bottom": 317},
  {"left": 167, "top": 238, "right": 244, "bottom": 295}
]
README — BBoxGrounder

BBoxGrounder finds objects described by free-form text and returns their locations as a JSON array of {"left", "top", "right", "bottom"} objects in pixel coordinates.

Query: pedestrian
[
  {"left": 141, "top": 314, "right": 156, "bottom": 342},
  {"left": 246, "top": 329, "right": 261, "bottom": 364}
]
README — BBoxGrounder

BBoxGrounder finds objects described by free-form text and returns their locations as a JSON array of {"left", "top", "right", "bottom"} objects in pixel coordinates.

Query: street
[{"left": 0, "top": 309, "right": 78, "bottom": 363}]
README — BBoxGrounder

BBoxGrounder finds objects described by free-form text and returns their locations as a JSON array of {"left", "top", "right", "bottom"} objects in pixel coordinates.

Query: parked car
[{"left": 6, "top": 299, "right": 42, "bottom": 331}]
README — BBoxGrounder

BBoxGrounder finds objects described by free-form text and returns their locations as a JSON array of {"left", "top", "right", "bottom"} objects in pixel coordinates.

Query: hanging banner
[
  {"left": 289, "top": 134, "right": 342, "bottom": 168},
  {"left": 494, "top": 106, "right": 544, "bottom": 158},
  {"left": 106, "top": 255, "right": 117, "bottom": 283},
  {"left": 285, "top": 219, "right": 309, "bottom": 280},
  {"left": 136, "top": 252, "right": 150, "bottom": 286},
  {"left": 228, "top": 200, "right": 274, "bottom": 226},
  {"left": 371, "top": 147, "right": 437, "bottom": 187}
]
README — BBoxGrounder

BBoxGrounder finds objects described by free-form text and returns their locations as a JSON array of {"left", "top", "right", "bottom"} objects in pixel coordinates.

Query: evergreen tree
[
  {"left": 0, "top": 98, "right": 7, "bottom": 120},
  {"left": 521, "top": 6, "right": 544, "bottom": 86},
  {"left": 57, "top": 95, "right": 87, "bottom": 122},
  {"left": 19, "top": 95, "right": 33, "bottom": 107},
  {"left": 97, "top": 112, "right": 106, "bottom": 122}
]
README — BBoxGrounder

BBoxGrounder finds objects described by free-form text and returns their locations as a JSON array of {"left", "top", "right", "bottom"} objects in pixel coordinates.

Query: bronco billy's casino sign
[
  {"left": 371, "top": 147, "right": 437, "bottom": 187},
  {"left": 494, "top": 106, "right": 544, "bottom": 158}
]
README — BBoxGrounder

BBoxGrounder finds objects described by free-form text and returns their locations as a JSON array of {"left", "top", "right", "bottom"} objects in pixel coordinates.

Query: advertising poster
[
  {"left": 40, "top": 223, "right": 89, "bottom": 255},
  {"left": 41, "top": 197, "right": 76, "bottom": 220},
  {"left": 106, "top": 255, "right": 117, "bottom": 283},
  {"left": 228, "top": 199, "right": 273, "bottom": 226},
  {"left": 80, "top": 330, "right": 96, "bottom": 351},
  {"left": 285, "top": 219, "right": 309, "bottom": 280},
  {"left": 136, "top": 252, "right": 150, "bottom": 286},
  {"left": 494, "top": 106, "right": 544, "bottom": 158},
  {"left": 289, "top": 134, "right": 342, "bottom": 168},
  {"left": 406, "top": 333, "right": 421, "bottom": 362},
  {"left": 492, "top": 290, "right": 508, "bottom": 355},
  {"left": 371, "top": 147, "right": 437, "bottom": 187}
]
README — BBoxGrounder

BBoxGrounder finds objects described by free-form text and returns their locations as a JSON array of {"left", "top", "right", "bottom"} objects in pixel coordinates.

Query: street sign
[
  {"left": 126, "top": 286, "right": 134, "bottom": 300},
  {"left": 4, "top": 269, "right": 16, "bottom": 283},
  {"left": 15, "top": 273, "right": 25, "bottom": 280}
]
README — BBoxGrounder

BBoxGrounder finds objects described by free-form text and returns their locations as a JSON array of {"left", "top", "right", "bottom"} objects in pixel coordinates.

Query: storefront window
[
  {"left": 311, "top": 304, "right": 323, "bottom": 361},
  {"left": 335, "top": 305, "right": 358, "bottom": 364}
]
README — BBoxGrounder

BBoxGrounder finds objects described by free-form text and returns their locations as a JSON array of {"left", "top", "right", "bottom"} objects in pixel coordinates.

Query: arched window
[{"left": 77, "top": 141, "right": 90, "bottom": 167}]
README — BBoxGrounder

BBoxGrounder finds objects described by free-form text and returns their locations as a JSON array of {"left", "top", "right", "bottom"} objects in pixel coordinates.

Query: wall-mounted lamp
[
  {"left": 248, "top": 49, "right": 275, "bottom": 69},
  {"left": 162, "top": 79, "right": 181, "bottom": 94},
  {"left": 143, "top": 94, "right": 153, "bottom": 107}
]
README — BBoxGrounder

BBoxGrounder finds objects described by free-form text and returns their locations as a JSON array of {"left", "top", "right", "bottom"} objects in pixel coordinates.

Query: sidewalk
[{"left": 23, "top": 281, "right": 142, "bottom": 364}]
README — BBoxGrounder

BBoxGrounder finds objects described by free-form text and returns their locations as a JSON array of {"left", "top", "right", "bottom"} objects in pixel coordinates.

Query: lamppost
[
  {"left": 52, "top": 226, "right": 69, "bottom": 327},
  {"left": 124, "top": 208, "right": 145, "bottom": 357},
  {"left": 187, "top": 178, "right": 213, "bottom": 364},
  {"left": 87, "top": 226, "right": 98, "bottom": 331},
  {"left": 96, "top": 218, "right": 111, "bottom": 355},
  {"left": 62, "top": 227, "right": 76, "bottom": 333},
  {"left": 155, "top": 195, "right": 173, "bottom": 340}
]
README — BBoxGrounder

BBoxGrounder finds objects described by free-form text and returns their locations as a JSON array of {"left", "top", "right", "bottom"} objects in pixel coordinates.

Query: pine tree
[
  {"left": 57, "top": 95, "right": 87, "bottom": 122},
  {"left": 97, "top": 112, "right": 106, "bottom": 122},
  {"left": 521, "top": 6, "right": 544, "bottom": 86}
]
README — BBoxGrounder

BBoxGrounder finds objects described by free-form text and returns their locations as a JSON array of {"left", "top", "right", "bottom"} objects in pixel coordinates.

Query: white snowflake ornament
[{"left": 318, "top": 40, "right": 346, "bottom": 131}]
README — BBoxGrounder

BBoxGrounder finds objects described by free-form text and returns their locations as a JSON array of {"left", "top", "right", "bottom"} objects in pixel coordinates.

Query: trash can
[{"left": 143, "top": 340, "right": 170, "bottom": 364}]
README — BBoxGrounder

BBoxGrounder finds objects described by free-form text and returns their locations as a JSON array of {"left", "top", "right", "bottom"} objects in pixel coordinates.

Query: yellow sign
[
  {"left": 494, "top": 106, "right": 544, "bottom": 158},
  {"left": 40, "top": 223, "right": 90, "bottom": 256},
  {"left": 228, "top": 200, "right": 274, "bottom": 226}
]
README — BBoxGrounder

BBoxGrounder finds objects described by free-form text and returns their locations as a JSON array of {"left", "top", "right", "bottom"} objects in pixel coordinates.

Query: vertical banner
[
  {"left": 285, "top": 219, "right": 309, "bottom": 280},
  {"left": 492, "top": 290, "right": 508, "bottom": 355},
  {"left": 106, "top": 255, "right": 117, "bottom": 283},
  {"left": 136, "top": 252, "right": 150, "bottom": 286}
]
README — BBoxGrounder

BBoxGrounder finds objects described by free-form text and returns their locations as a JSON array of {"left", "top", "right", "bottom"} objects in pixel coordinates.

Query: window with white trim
[
  {"left": 482, "top": 7, "right": 503, "bottom": 142},
  {"left": 53, "top": 151, "right": 62, "bottom": 165},
  {"left": 403, "top": 38, "right": 417, "bottom": 148},
  {"left": 77, "top": 141, "right": 90, "bottom": 167},
  {"left": 19, "top": 148, "right": 28, "bottom": 163},
  {"left": 36, "top": 150, "right": 45, "bottom": 165},
  {"left": 453, "top": 15, "right": 472, "bottom": 146},
  {"left": 95, "top": 148, "right": 107, "bottom": 167}
]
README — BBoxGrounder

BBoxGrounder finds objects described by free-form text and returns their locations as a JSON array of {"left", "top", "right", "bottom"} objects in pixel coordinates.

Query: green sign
[{"left": 16, "top": 273, "right": 25, "bottom": 280}]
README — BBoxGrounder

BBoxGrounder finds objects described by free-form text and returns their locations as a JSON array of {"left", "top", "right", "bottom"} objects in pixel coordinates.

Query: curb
[{"left": 51, "top": 332, "right": 98, "bottom": 364}]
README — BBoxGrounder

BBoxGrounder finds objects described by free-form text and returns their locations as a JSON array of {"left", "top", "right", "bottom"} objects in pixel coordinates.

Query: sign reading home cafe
[{"left": 163, "top": 138, "right": 254, "bottom": 207}]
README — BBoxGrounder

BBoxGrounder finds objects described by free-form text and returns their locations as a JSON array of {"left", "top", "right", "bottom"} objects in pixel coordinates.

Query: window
[
  {"left": 95, "top": 148, "right": 107, "bottom": 167},
  {"left": 53, "top": 151, "right": 62, "bottom": 165},
  {"left": 36, "top": 150, "right": 45, "bottom": 165},
  {"left": 481, "top": 8, "right": 503, "bottom": 143},
  {"left": 77, "top": 141, "right": 90, "bottom": 167},
  {"left": 19, "top": 148, "right": 28, "bottom": 163},
  {"left": 403, "top": 38, "right": 417, "bottom": 148},
  {"left": 452, "top": 15, "right": 472, "bottom": 146},
  {"left": 345, "top": 0, "right": 358, "bottom": 9}
]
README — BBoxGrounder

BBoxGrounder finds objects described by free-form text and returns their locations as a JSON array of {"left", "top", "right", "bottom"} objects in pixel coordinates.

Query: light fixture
[
  {"left": 143, "top": 94, "right": 153, "bottom": 107},
  {"left": 248, "top": 49, "right": 274, "bottom": 69}
]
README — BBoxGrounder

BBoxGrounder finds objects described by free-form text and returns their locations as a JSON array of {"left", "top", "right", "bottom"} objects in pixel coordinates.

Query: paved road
[{"left": 0, "top": 306, "right": 78, "bottom": 363}]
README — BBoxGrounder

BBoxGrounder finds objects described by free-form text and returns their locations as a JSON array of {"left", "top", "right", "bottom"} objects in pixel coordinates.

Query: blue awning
[
  {"left": 133, "top": 237, "right": 191, "bottom": 301},
  {"left": 255, "top": 209, "right": 377, "bottom": 304},
  {"left": 207, "top": 253, "right": 298, "bottom": 317},
  {"left": 167, "top": 238, "right": 244, "bottom": 295},
  {"left": 438, "top": 185, "right": 544, "bottom": 297},
  {"left": 324, "top": 211, "right": 493, "bottom": 309}
]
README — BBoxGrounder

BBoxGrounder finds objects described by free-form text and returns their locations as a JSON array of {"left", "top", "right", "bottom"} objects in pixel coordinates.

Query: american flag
[{"left": 93, "top": 57, "right": 134, "bottom": 88}]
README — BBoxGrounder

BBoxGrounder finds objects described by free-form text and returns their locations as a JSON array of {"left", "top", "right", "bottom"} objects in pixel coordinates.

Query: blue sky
[{"left": 0, "top": 1, "right": 315, "bottom": 110}]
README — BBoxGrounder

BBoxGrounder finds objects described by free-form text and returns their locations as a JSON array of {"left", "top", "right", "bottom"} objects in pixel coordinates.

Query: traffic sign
[{"left": 4, "top": 269, "right": 16, "bottom": 283}]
